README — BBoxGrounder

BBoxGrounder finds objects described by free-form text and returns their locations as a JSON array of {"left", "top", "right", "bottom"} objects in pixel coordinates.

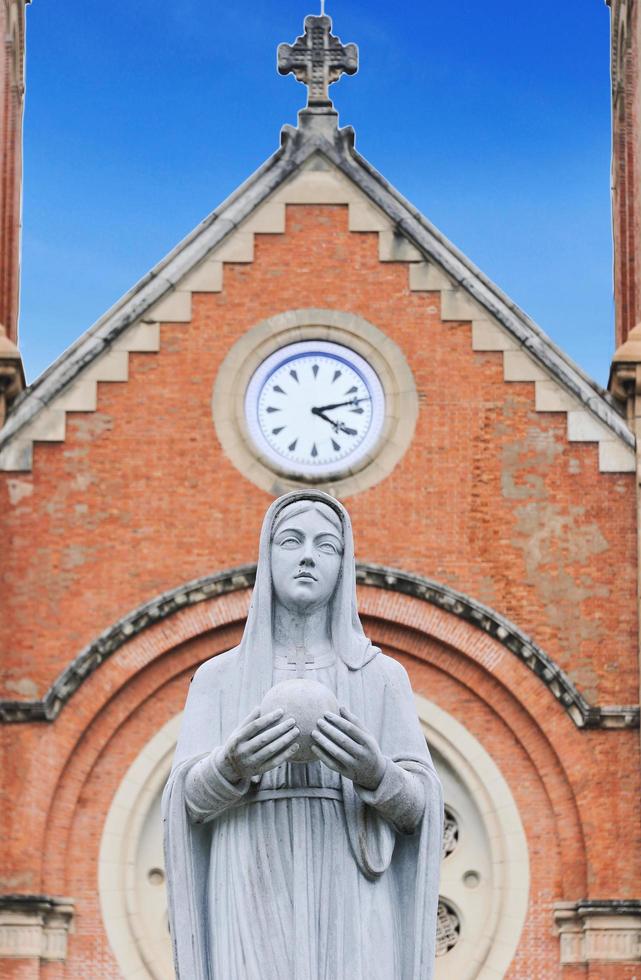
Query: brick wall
[{"left": 0, "top": 203, "right": 638, "bottom": 975}]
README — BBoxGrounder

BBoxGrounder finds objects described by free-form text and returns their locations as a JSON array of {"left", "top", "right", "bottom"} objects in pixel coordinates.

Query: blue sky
[{"left": 20, "top": 1, "right": 614, "bottom": 386}]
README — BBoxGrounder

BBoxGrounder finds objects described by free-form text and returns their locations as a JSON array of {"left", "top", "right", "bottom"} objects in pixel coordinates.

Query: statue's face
[{"left": 271, "top": 505, "right": 343, "bottom": 613}]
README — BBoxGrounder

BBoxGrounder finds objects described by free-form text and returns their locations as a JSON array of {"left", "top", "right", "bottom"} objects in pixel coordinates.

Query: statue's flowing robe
[{"left": 162, "top": 491, "right": 443, "bottom": 980}]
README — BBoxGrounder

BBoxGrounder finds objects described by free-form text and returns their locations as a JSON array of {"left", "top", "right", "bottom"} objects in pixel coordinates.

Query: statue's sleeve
[
  {"left": 172, "top": 652, "right": 249, "bottom": 823},
  {"left": 353, "top": 654, "right": 437, "bottom": 836},
  {"left": 183, "top": 752, "right": 250, "bottom": 824},
  {"left": 354, "top": 759, "right": 425, "bottom": 834}
]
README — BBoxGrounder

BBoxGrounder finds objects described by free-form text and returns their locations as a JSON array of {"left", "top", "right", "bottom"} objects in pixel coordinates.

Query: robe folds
[{"left": 162, "top": 490, "right": 443, "bottom": 980}]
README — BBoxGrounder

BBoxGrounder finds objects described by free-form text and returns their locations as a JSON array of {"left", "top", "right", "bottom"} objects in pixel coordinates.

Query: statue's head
[{"left": 270, "top": 497, "right": 344, "bottom": 614}]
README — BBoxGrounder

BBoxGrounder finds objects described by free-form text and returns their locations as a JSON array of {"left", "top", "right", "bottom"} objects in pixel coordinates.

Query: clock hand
[
  {"left": 313, "top": 396, "right": 371, "bottom": 413},
  {"left": 310, "top": 408, "right": 358, "bottom": 436}
]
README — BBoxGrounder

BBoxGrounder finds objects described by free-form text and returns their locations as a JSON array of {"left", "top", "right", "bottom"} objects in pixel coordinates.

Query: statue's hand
[
  {"left": 311, "top": 707, "right": 386, "bottom": 791},
  {"left": 216, "top": 707, "right": 300, "bottom": 784}
]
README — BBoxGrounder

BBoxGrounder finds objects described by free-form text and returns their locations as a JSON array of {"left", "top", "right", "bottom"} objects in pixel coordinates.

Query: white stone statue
[{"left": 163, "top": 490, "right": 443, "bottom": 980}]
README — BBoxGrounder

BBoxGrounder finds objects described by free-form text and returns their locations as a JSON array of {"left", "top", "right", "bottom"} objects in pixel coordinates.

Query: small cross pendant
[{"left": 287, "top": 643, "right": 315, "bottom": 677}]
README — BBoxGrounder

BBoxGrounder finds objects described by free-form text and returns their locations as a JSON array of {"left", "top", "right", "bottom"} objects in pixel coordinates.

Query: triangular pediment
[{"left": 0, "top": 115, "right": 633, "bottom": 473}]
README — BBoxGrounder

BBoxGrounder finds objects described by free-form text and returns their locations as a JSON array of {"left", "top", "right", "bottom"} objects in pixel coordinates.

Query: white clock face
[{"left": 244, "top": 341, "right": 386, "bottom": 478}]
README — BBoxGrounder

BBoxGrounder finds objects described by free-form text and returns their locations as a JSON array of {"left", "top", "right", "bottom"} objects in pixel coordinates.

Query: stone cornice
[
  {"left": 0, "top": 894, "right": 74, "bottom": 962},
  {"left": 554, "top": 899, "right": 641, "bottom": 964},
  {"left": 0, "top": 563, "right": 637, "bottom": 730}
]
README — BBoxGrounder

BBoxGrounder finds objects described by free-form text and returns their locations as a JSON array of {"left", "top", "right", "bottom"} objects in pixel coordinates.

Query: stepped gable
[{"left": 0, "top": 112, "right": 633, "bottom": 474}]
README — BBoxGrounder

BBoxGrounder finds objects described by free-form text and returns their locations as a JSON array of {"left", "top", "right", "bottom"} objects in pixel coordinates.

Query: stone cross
[
  {"left": 278, "top": 15, "right": 358, "bottom": 111},
  {"left": 287, "top": 643, "right": 317, "bottom": 678}
]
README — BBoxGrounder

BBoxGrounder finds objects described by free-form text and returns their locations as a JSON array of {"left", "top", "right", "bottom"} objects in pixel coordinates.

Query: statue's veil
[{"left": 236, "top": 489, "right": 378, "bottom": 717}]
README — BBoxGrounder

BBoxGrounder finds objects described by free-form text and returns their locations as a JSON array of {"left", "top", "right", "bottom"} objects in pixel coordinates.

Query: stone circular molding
[
  {"left": 212, "top": 308, "right": 419, "bottom": 498},
  {"left": 98, "top": 697, "right": 529, "bottom": 980},
  {"left": 99, "top": 714, "right": 179, "bottom": 980},
  {"left": 417, "top": 695, "right": 530, "bottom": 979}
]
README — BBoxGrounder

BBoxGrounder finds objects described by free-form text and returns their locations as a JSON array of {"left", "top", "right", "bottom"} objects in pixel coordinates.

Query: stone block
[
  {"left": 84, "top": 349, "right": 129, "bottom": 383},
  {"left": 244, "top": 201, "right": 286, "bottom": 234},
  {"left": 534, "top": 379, "right": 577, "bottom": 412},
  {"left": 441, "top": 289, "right": 483, "bottom": 322},
  {"left": 274, "top": 171, "right": 344, "bottom": 205},
  {"left": 503, "top": 350, "right": 548, "bottom": 382},
  {"left": 56, "top": 379, "right": 98, "bottom": 413},
  {"left": 148, "top": 290, "right": 192, "bottom": 323},
  {"left": 378, "top": 229, "right": 422, "bottom": 263},
  {"left": 348, "top": 198, "right": 389, "bottom": 233},
  {"left": 409, "top": 262, "right": 451, "bottom": 292},
  {"left": 0, "top": 438, "right": 32, "bottom": 470},
  {"left": 27, "top": 408, "right": 66, "bottom": 442},
  {"left": 212, "top": 233, "right": 254, "bottom": 263},
  {"left": 598, "top": 439, "right": 636, "bottom": 472},
  {"left": 472, "top": 320, "right": 518, "bottom": 352},
  {"left": 180, "top": 260, "right": 223, "bottom": 293},
  {"left": 115, "top": 322, "right": 161, "bottom": 353},
  {"left": 567, "top": 410, "right": 611, "bottom": 443}
]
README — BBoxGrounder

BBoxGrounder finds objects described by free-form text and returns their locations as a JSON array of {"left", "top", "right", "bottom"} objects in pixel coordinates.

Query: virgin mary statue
[{"left": 163, "top": 490, "right": 443, "bottom": 980}]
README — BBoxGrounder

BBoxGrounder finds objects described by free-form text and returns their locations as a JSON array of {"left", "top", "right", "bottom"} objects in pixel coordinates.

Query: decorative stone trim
[
  {"left": 0, "top": 322, "right": 160, "bottom": 471},
  {"left": 0, "top": 565, "right": 256, "bottom": 723},
  {"left": 212, "top": 308, "right": 418, "bottom": 497},
  {"left": 0, "top": 116, "right": 632, "bottom": 473},
  {"left": 554, "top": 900, "right": 641, "bottom": 964},
  {"left": 0, "top": 894, "right": 74, "bottom": 961},
  {"left": 410, "top": 265, "right": 635, "bottom": 474},
  {"left": 0, "top": 563, "right": 636, "bottom": 730},
  {"left": 418, "top": 697, "right": 530, "bottom": 979},
  {"left": 356, "top": 565, "right": 639, "bottom": 730},
  {"left": 99, "top": 715, "right": 180, "bottom": 980}
]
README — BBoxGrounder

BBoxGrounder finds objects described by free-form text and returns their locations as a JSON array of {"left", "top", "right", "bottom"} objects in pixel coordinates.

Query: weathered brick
[{"left": 1, "top": 204, "right": 638, "bottom": 977}]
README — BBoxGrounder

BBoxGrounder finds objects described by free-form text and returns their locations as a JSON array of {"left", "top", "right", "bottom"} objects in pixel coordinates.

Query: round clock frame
[
  {"left": 212, "top": 309, "right": 418, "bottom": 498},
  {"left": 244, "top": 339, "right": 386, "bottom": 479}
]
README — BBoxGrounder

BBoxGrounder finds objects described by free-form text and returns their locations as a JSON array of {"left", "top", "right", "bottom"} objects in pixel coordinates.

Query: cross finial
[{"left": 278, "top": 15, "right": 358, "bottom": 113}]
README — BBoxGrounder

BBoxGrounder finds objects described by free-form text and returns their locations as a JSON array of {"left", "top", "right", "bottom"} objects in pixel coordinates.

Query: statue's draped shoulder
[
  {"left": 190, "top": 646, "right": 242, "bottom": 688},
  {"left": 174, "top": 647, "right": 242, "bottom": 766}
]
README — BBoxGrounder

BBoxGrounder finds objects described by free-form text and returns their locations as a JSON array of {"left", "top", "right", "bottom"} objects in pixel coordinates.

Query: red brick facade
[
  {"left": 1, "top": 8, "right": 640, "bottom": 974},
  {"left": 1, "top": 192, "right": 639, "bottom": 975}
]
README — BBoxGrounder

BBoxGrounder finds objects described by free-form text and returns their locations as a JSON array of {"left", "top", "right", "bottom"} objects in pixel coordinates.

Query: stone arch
[{"left": 2, "top": 564, "right": 635, "bottom": 729}]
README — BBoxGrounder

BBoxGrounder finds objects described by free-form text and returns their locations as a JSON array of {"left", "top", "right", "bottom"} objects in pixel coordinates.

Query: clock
[{"left": 244, "top": 340, "right": 386, "bottom": 478}]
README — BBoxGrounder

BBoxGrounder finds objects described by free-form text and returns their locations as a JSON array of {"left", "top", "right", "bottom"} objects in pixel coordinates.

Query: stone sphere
[{"left": 260, "top": 679, "right": 339, "bottom": 763}]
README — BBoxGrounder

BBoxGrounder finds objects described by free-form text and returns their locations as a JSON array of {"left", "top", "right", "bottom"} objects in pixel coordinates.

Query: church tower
[
  {"left": 0, "top": 0, "right": 27, "bottom": 422},
  {"left": 608, "top": 0, "right": 641, "bottom": 349}
]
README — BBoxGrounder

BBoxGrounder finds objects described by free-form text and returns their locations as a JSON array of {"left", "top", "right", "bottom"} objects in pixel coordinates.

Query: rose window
[
  {"left": 435, "top": 899, "right": 461, "bottom": 956},
  {"left": 442, "top": 805, "right": 459, "bottom": 859}
]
